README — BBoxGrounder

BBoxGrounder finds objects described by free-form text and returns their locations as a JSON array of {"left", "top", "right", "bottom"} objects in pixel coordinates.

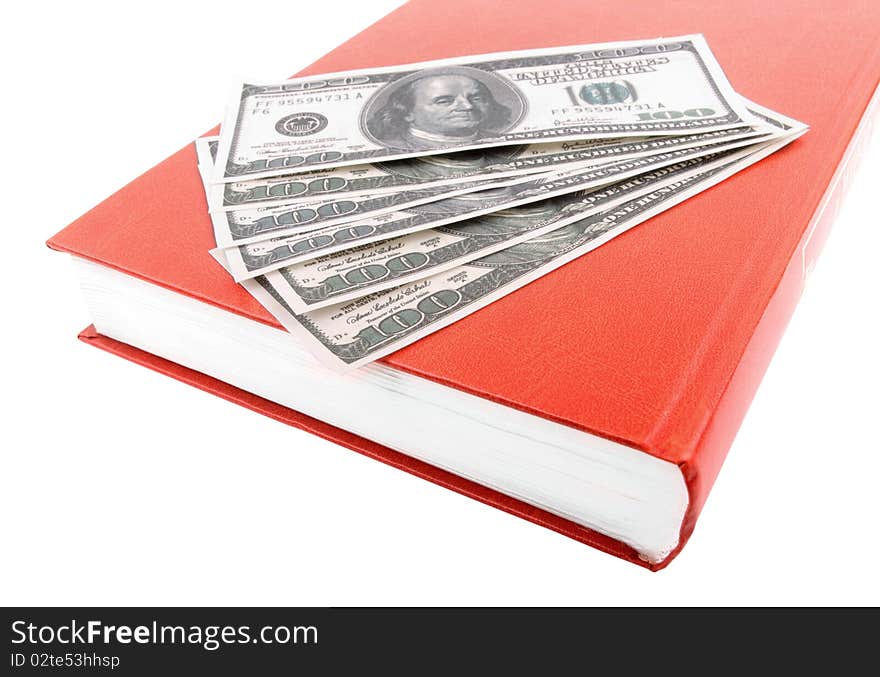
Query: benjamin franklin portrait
[{"left": 363, "top": 66, "right": 526, "bottom": 152}]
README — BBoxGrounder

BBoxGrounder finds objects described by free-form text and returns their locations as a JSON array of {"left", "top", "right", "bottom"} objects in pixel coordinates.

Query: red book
[{"left": 47, "top": 0, "right": 880, "bottom": 569}]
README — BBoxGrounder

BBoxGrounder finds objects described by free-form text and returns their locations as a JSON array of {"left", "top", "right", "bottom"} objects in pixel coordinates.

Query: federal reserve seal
[{"left": 275, "top": 112, "right": 329, "bottom": 137}]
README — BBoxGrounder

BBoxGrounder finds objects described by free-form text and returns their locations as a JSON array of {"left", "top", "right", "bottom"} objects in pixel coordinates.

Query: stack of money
[{"left": 196, "top": 35, "right": 807, "bottom": 370}]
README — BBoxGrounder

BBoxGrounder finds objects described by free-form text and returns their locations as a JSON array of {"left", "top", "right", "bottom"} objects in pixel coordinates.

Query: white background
[{"left": 2, "top": 0, "right": 878, "bottom": 605}]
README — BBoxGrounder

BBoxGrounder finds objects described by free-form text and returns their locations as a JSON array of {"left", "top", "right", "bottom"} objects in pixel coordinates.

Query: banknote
[
  {"left": 255, "top": 104, "right": 802, "bottom": 310},
  {"left": 199, "top": 124, "right": 763, "bottom": 211},
  {"left": 210, "top": 172, "right": 538, "bottom": 249},
  {"left": 261, "top": 151, "right": 753, "bottom": 313},
  {"left": 219, "top": 135, "right": 777, "bottom": 280},
  {"left": 212, "top": 35, "right": 761, "bottom": 182},
  {"left": 243, "top": 134, "right": 803, "bottom": 370}
]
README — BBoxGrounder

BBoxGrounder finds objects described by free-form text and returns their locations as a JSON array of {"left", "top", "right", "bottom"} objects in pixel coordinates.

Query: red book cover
[{"left": 47, "top": 0, "right": 880, "bottom": 569}]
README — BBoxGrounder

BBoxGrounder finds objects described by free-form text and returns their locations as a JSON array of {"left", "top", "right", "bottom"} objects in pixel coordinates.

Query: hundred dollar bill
[
  {"left": 210, "top": 172, "right": 541, "bottom": 249},
  {"left": 242, "top": 134, "right": 804, "bottom": 370},
  {"left": 255, "top": 103, "right": 802, "bottom": 310},
  {"left": 260, "top": 151, "right": 751, "bottom": 313},
  {"left": 213, "top": 35, "right": 762, "bottom": 183},
  {"left": 219, "top": 135, "right": 776, "bottom": 280},
  {"left": 200, "top": 124, "right": 764, "bottom": 211}
]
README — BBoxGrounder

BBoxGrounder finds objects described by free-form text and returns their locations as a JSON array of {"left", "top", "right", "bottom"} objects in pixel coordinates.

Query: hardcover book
[{"left": 47, "top": 0, "right": 880, "bottom": 569}]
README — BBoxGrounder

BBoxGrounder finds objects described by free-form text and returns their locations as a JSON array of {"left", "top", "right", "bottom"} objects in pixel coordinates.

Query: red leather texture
[{"left": 48, "top": 0, "right": 880, "bottom": 566}]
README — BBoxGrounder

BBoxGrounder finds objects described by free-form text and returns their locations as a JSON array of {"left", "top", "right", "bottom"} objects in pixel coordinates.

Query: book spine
[{"left": 667, "top": 82, "right": 880, "bottom": 567}]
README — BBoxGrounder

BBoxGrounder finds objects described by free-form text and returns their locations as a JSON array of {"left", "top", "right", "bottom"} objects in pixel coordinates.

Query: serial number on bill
[
  {"left": 9, "top": 652, "right": 120, "bottom": 670},
  {"left": 252, "top": 92, "right": 366, "bottom": 108}
]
